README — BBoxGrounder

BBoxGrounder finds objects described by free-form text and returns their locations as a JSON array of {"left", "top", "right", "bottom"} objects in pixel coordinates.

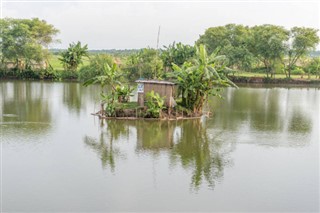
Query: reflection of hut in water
[
  {"left": 135, "top": 80, "right": 175, "bottom": 108},
  {"left": 135, "top": 121, "right": 176, "bottom": 151}
]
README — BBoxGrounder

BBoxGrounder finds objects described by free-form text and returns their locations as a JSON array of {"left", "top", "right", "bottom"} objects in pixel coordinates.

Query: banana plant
[
  {"left": 83, "top": 62, "right": 121, "bottom": 116},
  {"left": 83, "top": 62, "right": 121, "bottom": 94},
  {"left": 115, "top": 85, "right": 134, "bottom": 103},
  {"left": 145, "top": 91, "right": 165, "bottom": 118},
  {"left": 169, "top": 44, "right": 237, "bottom": 114},
  {"left": 59, "top": 41, "right": 89, "bottom": 71}
]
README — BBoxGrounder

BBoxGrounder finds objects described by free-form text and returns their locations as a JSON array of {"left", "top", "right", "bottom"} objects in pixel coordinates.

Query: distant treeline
[
  {"left": 50, "top": 49, "right": 320, "bottom": 57},
  {"left": 50, "top": 48, "right": 140, "bottom": 56}
]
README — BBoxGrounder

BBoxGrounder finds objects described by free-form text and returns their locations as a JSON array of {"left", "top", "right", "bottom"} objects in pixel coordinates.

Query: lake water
[{"left": 0, "top": 81, "right": 319, "bottom": 212}]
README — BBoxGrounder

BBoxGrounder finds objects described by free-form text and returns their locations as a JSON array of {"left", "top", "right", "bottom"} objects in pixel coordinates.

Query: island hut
[{"left": 135, "top": 80, "right": 175, "bottom": 108}]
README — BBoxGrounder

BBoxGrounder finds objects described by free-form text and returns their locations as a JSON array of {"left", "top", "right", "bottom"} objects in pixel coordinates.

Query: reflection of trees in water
[
  {"left": 104, "top": 120, "right": 131, "bottom": 143},
  {"left": 170, "top": 119, "right": 234, "bottom": 190},
  {"left": 84, "top": 118, "right": 234, "bottom": 190},
  {"left": 288, "top": 108, "right": 312, "bottom": 134},
  {"left": 62, "top": 82, "right": 103, "bottom": 114},
  {"left": 83, "top": 120, "right": 130, "bottom": 171},
  {"left": 209, "top": 87, "right": 313, "bottom": 147},
  {"left": 210, "top": 88, "right": 284, "bottom": 132},
  {"left": 62, "top": 83, "right": 83, "bottom": 114},
  {"left": 135, "top": 119, "right": 234, "bottom": 190},
  {"left": 3, "top": 98, "right": 51, "bottom": 123},
  {"left": 84, "top": 136, "right": 119, "bottom": 172},
  {"left": 135, "top": 121, "right": 175, "bottom": 152},
  {"left": 1, "top": 81, "right": 51, "bottom": 123},
  {"left": 0, "top": 81, "right": 52, "bottom": 135}
]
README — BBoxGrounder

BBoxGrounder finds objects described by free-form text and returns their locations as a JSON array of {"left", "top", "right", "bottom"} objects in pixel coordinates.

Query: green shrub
[
  {"left": 252, "top": 67, "right": 268, "bottom": 73},
  {"left": 115, "top": 85, "right": 134, "bottom": 103},
  {"left": 306, "top": 57, "right": 320, "bottom": 75},
  {"left": 175, "top": 104, "right": 193, "bottom": 116},
  {"left": 17, "top": 69, "right": 40, "bottom": 79},
  {"left": 291, "top": 67, "right": 305, "bottom": 75},
  {"left": 263, "top": 77, "right": 273, "bottom": 83},
  {"left": 145, "top": 91, "right": 165, "bottom": 118},
  {"left": 78, "top": 66, "right": 97, "bottom": 81},
  {"left": 78, "top": 54, "right": 114, "bottom": 81},
  {"left": 0, "top": 69, "right": 7, "bottom": 77},
  {"left": 273, "top": 62, "right": 285, "bottom": 74},
  {"left": 101, "top": 93, "right": 117, "bottom": 117},
  {"left": 58, "top": 70, "right": 79, "bottom": 80},
  {"left": 39, "top": 69, "right": 58, "bottom": 80}
]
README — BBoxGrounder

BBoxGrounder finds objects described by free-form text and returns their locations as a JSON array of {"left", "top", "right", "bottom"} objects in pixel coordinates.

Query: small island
[{"left": 84, "top": 45, "right": 237, "bottom": 120}]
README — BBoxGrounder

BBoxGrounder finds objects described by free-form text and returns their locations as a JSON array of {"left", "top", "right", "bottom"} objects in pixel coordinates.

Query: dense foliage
[
  {"left": 197, "top": 24, "right": 319, "bottom": 77},
  {"left": 83, "top": 61, "right": 121, "bottom": 116},
  {"left": 249, "top": 24, "right": 289, "bottom": 77},
  {"left": 145, "top": 91, "right": 165, "bottom": 118},
  {"left": 0, "top": 18, "right": 59, "bottom": 70},
  {"left": 169, "top": 45, "right": 237, "bottom": 114},
  {"left": 124, "top": 48, "right": 163, "bottom": 80},
  {"left": 1, "top": 19, "right": 319, "bottom": 83},
  {"left": 285, "top": 27, "right": 320, "bottom": 77},
  {"left": 160, "top": 42, "right": 195, "bottom": 71},
  {"left": 59, "top": 41, "right": 89, "bottom": 71},
  {"left": 78, "top": 54, "right": 114, "bottom": 80},
  {"left": 197, "top": 24, "right": 255, "bottom": 72}
]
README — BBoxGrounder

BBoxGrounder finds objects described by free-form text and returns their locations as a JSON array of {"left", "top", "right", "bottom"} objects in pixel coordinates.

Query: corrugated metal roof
[{"left": 135, "top": 80, "right": 175, "bottom": 85}]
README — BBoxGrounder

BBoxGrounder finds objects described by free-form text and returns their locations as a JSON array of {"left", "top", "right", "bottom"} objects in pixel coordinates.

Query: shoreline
[
  {"left": 1, "top": 76, "right": 320, "bottom": 86},
  {"left": 91, "top": 109, "right": 206, "bottom": 121},
  {"left": 228, "top": 76, "right": 320, "bottom": 85},
  {"left": 94, "top": 114, "right": 203, "bottom": 121}
]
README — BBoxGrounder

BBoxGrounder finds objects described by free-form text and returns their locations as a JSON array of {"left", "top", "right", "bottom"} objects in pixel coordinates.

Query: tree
[
  {"left": 285, "top": 27, "right": 320, "bottom": 78},
  {"left": 123, "top": 52, "right": 142, "bottom": 80},
  {"left": 160, "top": 42, "right": 195, "bottom": 71},
  {"left": 124, "top": 48, "right": 163, "bottom": 80},
  {"left": 59, "top": 41, "right": 89, "bottom": 71},
  {"left": 306, "top": 57, "right": 320, "bottom": 79},
  {"left": 197, "top": 24, "right": 255, "bottom": 72},
  {"left": 78, "top": 54, "right": 114, "bottom": 80},
  {"left": 0, "top": 18, "right": 59, "bottom": 69},
  {"left": 169, "top": 45, "right": 236, "bottom": 114},
  {"left": 250, "top": 24, "right": 289, "bottom": 77},
  {"left": 197, "top": 26, "right": 228, "bottom": 54}
]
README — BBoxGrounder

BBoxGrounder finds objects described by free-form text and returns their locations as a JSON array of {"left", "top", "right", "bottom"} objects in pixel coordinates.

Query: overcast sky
[{"left": 1, "top": 0, "right": 319, "bottom": 49}]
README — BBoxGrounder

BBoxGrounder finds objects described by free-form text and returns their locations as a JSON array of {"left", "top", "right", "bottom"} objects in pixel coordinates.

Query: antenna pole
[{"left": 156, "top": 25, "right": 161, "bottom": 50}]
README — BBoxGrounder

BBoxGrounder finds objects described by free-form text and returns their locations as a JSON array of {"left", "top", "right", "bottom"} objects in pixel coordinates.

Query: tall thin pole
[
  {"left": 156, "top": 25, "right": 161, "bottom": 50},
  {"left": 154, "top": 25, "right": 161, "bottom": 79},
  {"left": 0, "top": 1, "right": 3, "bottom": 211}
]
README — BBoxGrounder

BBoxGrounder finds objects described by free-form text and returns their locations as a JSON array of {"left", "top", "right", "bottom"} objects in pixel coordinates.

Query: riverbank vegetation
[{"left": 1, "top": 19, "right": 319, "bottom": 82}]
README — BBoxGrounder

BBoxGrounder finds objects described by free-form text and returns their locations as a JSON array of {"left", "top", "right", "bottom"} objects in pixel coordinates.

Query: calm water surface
[{"left": 0, "top": 81, "right": 319, "bottom": 212}]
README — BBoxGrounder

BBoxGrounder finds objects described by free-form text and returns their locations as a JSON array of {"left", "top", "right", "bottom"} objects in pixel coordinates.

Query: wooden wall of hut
[{"left": 143, "top": 83, "right": 174, "bottom": 107}]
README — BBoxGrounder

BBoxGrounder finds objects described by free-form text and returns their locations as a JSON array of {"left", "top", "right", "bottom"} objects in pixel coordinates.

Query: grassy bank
[
  {"left": 229, "top": 75, "right": 320, "bottom": 85},
  {"left": 235, "top": 72, "right": 319, "bottom": 80}
]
